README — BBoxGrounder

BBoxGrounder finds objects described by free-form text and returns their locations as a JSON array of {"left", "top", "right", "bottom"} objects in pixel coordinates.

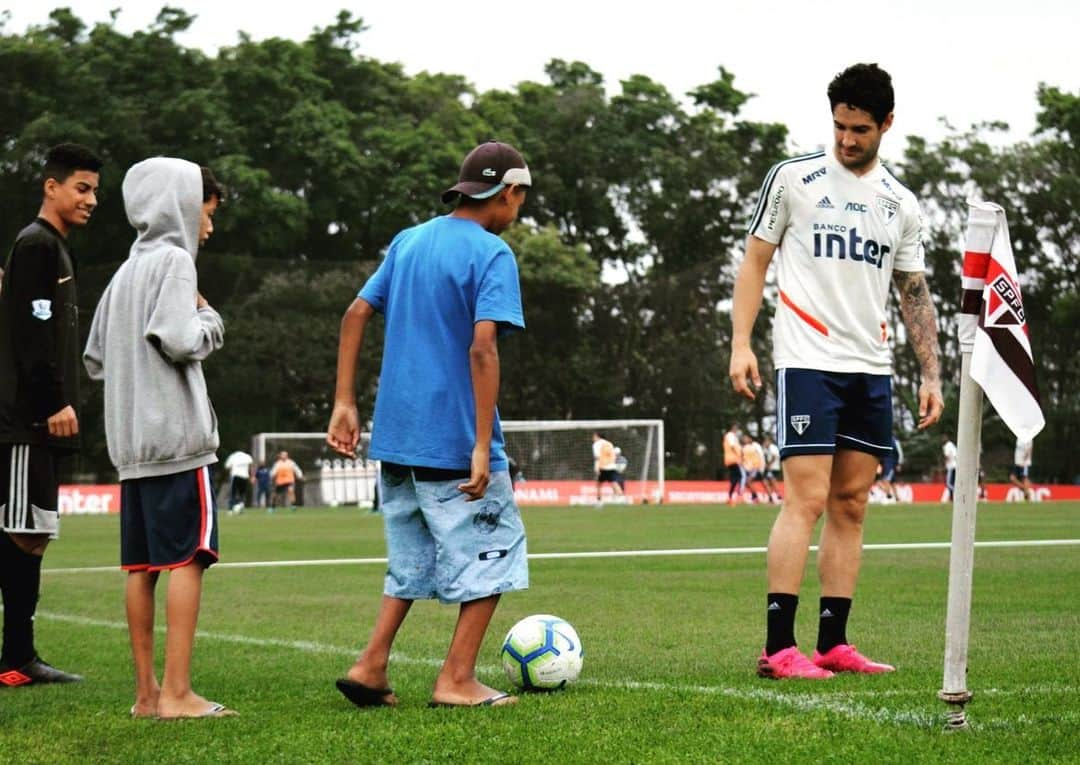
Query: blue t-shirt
[{"left": 359, "top": 216, "right": 525, "bottom": 471}]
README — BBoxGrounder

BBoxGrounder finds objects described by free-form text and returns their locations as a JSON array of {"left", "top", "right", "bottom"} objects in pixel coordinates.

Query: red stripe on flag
[
  {"left": 963, "top": 250, "right": 990, "bottom": 279},
  {"left": 780, "top": 290, "right": 829, "bottom": 336}
]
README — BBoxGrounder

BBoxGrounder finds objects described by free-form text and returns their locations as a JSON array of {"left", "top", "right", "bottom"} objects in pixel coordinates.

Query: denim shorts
[{"left": 379, "top": 464, "right": 528, "bottom": 604}]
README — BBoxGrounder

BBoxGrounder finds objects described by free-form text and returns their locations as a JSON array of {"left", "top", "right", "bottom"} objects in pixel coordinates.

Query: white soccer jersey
[
  {"left": 943, "top": 441, "right": 957, "bottom": 471},
  {"left": 1014, "top": 438, "right": 1033, "bottom": 467},
  {"left": 764, "top": 442, "right": 781, "bottom": 472},
  {"left": 747, "top": 149, "right": 926, "bottom": 374}
]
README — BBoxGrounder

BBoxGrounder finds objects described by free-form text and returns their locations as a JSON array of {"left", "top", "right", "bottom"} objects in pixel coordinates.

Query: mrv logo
[
  {"left": 812, "top": 224, "right": 889, "bottom": 268},
  {"left": 802, "top": 167, "right": 827, "bottom": 185}
]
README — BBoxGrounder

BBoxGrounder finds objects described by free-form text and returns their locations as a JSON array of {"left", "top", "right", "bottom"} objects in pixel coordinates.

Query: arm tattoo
[{"left": 893, "top": 271, "right": 941, "bottom": 384}]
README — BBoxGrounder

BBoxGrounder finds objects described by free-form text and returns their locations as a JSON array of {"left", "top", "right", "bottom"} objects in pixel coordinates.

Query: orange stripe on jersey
[{"left": 779, "top": 290, "right": 829, "bottom": 336}]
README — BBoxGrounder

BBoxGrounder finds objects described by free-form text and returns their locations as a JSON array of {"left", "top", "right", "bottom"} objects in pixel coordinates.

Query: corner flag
[{"left": 960, "top": 200, "right": 1044, "bottom": 441}]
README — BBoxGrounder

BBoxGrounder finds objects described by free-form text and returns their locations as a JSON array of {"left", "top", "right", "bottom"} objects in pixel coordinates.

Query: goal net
[
  {"left": 251, "top": 432, "right": 377, "bottom": 508},
  {"left": 501, "top": 419, "right": 665, "bottom": 503},
  {"left": 251, "top": 418, "right": 664, "bottom": 506}
]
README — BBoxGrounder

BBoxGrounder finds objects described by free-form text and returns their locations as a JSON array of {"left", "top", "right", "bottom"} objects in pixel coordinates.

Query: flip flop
[
  {"left": 427, "top": 692, "right": 517, "bottom": 708},
  {"left": 335, "top": 678, "right": 396, "bottom": 708},
  {"left": 159, "top": 702, "right": 238, "bottom": 720},
  {"left": 130, "top": 705, "right": 157, "bottom": 720}
]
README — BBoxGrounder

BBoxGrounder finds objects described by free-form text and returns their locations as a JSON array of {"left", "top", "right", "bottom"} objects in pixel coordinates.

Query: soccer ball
[{"left": 500, "top": 614, "right": 583, "bottom": 691}]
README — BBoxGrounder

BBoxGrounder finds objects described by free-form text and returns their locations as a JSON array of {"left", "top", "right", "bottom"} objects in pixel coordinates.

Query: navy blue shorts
[
  {"left": 121, "top": 465, "right": 219, "bottom": 572},
  {"left": 597, "top": 469, "right": 620, "bottom": 484},
  {"left": 775, "top": 368, "right": 893, "bottom": 460}
]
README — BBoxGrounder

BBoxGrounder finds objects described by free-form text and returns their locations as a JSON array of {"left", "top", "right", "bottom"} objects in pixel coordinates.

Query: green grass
[{"left": 4, "top": 502, "right": 1079, "bottom": 764}]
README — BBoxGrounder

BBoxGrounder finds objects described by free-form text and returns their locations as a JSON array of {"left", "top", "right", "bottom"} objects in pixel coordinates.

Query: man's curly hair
[{"left": 827, "top": 63, "right": 894, "bottom": 125}]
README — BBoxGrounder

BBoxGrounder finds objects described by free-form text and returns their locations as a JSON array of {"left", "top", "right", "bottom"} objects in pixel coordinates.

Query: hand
[
  {"left": 729, "top": 344, "right": 762, "bottom": 401},
  {"left": 916, "top": 379, "right": 944, "bottom": 430},
  {"left": 47, "top": 405, "right": 79, "bottom": 438},
  {"left": 196, "top": 292, "right": 208, "bottom": 309},
  {"left": 457, "top": 444, "right": 491, "bottom": 501},
  {"left": 326, "top": 402, "right": 361, "bottom": 457}
]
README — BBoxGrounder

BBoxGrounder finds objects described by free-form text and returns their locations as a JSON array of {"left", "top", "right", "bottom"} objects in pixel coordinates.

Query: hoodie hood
[{"left": 122, "top": 157, "right": 202, "bottom": 260}]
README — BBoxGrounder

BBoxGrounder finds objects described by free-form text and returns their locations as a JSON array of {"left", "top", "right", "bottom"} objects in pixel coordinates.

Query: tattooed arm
[{"left": 893, "top": 270, "right": 944, "bottom": 429}]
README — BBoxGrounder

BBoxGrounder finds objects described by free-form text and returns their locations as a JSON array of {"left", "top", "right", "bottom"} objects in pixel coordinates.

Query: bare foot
[
  {"left": 158, "top": 690, "right": 237, "bottom": 719},
  {"left": 430, "top": 678, "right": 517, "bottom": 707}
]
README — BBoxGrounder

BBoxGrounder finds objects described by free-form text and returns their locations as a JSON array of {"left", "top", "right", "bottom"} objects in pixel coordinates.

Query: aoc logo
[
  {"left": 844, "top": 202, "right": 868, "bottom": 213},
  {"left": 790, "top": 415, "right": 811, "bottom": 435}
]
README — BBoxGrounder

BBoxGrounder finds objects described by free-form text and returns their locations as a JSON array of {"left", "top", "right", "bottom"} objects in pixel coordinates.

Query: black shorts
[
  {"left": 1, "top": 444, "right": 59, "bottom": 538},
  {"left": 597, "top": 469, "right": 619, "bottom": 484},
  {"left": 1010, "top": 464, "right": 1029, "bottom": 480},
  {"left": 121, "top": 465, "right": 219, "bottom": 571},
  {"left": 727, "top": 464, "right": 742, "bottom": 484}
]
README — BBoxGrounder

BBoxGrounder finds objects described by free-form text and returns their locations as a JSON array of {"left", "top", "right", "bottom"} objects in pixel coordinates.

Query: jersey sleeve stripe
[
  {"left": 779, "top": 289, "right": 829, "bottom": 336},
  {"left": 746, "top": 151, "right": 826, "bottom": 236}
]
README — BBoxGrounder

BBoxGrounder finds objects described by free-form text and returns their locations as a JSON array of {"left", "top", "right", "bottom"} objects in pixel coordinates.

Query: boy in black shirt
[{"left": 0, "top": 143, "right": 101, "bottom": 686}]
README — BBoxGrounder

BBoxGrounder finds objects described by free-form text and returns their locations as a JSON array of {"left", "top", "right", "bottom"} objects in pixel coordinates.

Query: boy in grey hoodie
[{"left": 84, "top": 157, "right": 234, "bottom": 719}]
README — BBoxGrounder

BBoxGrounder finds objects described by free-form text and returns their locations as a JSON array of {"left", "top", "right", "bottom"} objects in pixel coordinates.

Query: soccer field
[{"left": 4, "top": 502, "right": 1079, "bottom": 764}]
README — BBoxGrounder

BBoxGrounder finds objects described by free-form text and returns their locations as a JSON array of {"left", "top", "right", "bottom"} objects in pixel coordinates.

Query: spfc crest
[
  {"left": 876, "top": 196, "right": 899, "bottom": 224},
  {"left": 790, "top": 415, "right": 811, "bottom": 435}
]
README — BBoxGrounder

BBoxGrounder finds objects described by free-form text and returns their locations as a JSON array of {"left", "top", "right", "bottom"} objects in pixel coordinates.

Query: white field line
[
  {"left": 30, "top": 609, "right": 1077, "bottom": 730},
  {"left": 43, "top": 538, "right": 1080, "bottom": 575}
]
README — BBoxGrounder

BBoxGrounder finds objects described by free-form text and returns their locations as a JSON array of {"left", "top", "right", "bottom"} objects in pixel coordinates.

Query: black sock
[
  {"left": 1, "top": 534, "right": 42, "bottom": 667},
  {"left": 816, "top": 597, "right": 852, "bottom": 654},
  {"left": 765, "top": 593, "right": 799, "bottom": 656}
]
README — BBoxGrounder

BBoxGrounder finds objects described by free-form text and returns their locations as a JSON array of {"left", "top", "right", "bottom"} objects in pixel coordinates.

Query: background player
[{"left": 730, "top": 63, "right": 943, "bottom": 679}]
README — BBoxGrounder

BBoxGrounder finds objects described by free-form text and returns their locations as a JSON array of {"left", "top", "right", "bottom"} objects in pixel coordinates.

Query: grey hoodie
[{"left": 84, "top": 157, "right": 224, "bottom": 480}]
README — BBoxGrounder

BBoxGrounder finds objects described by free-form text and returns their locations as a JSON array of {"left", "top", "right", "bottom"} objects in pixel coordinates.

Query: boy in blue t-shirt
[{"left": 327, "top": 142, "right": 531, "bottom": 708}]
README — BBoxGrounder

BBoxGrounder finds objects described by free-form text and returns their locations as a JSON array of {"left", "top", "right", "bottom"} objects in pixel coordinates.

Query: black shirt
[{"left": 0, "top": 218, "right": 80, "bottom": 451}]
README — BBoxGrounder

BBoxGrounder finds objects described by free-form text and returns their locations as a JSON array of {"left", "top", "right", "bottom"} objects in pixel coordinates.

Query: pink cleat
[
  {"left": 757, "top": 647, "right": 835, "bottom": 680},
  {"left": 812, "top": 644, "right": 895, "bottom": 674}
]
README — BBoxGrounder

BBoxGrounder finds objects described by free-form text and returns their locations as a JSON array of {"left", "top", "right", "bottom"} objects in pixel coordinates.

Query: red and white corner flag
[{"left": 959, "top": 200, "right": 1044, "bottom": 441}]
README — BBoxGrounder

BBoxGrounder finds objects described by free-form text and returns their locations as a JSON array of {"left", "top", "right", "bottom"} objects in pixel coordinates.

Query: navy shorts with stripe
[
  {"left": 121, "top": 465, "right": 219, "bottom": 571},
  {"left": 775, "top": 368, "right": 893, "bottom": 460}
]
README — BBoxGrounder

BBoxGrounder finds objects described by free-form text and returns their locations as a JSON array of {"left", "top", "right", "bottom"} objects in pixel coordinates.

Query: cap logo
[{"left": 481, "top": 168, "right": 497, "bottom": 177}]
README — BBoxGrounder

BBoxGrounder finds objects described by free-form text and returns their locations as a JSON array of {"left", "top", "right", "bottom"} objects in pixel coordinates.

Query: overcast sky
[{"left": 6, "top": 1, "right": 1077, "bottom": 159}]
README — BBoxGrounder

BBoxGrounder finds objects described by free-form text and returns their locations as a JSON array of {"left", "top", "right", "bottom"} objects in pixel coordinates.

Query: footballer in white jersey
[
  {"left": 747, "top": 148, "right": 925, "bottom": 375},
  {"left": 729, "top": 63, "right": 943, "bottom": 679}
]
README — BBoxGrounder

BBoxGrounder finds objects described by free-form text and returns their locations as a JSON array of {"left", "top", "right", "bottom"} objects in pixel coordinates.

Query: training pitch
[{"left": 4, "top": 501, "right": 1078, "bottom": 764}]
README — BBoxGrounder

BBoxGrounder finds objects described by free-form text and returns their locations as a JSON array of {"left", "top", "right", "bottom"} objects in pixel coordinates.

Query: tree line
[{"left": 2, "top": 8, "right": 1077, "bottom": 483}]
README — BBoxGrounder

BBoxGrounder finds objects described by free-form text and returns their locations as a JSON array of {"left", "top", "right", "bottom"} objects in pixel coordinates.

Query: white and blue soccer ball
[{"left": 500, "top": 614, "right": 583, "bottom": 691}]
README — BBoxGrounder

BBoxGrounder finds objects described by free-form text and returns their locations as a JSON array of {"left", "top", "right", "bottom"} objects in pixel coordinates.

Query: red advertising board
[{"left": 58, "top": 485, "right": 121, "bottom": 515}]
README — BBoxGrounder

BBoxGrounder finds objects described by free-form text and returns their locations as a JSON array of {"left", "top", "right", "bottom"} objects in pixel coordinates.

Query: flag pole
[{"left": 938, "top": 349, "right": 983, "bottom": 729}]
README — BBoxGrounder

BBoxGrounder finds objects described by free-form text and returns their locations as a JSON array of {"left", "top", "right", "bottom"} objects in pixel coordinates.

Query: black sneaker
[{"left": 0, "top": 657, "right": 83, "bottom": 686}]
